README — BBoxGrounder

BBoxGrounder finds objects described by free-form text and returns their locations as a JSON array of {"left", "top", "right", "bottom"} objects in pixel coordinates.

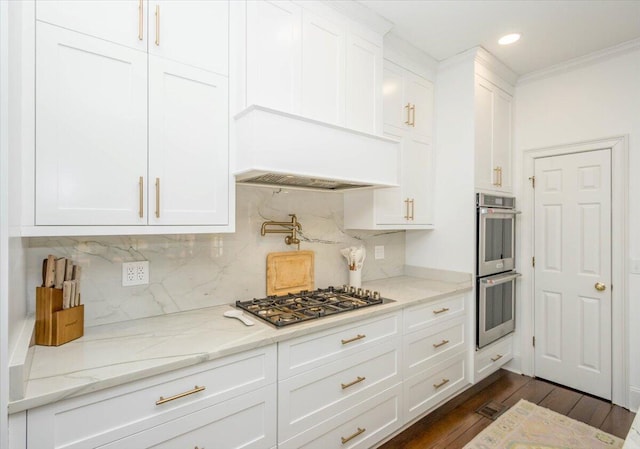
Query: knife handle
[{"left": 45, "top": 255, "right": 56, "bottom": 288}]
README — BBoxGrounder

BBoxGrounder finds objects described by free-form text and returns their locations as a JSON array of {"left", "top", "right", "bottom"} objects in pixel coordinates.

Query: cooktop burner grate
[{"left": 235, "top": 286, "right": 389, "bottom": 327}]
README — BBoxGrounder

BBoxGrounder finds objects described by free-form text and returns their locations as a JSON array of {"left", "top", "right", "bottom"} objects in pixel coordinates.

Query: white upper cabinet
[
  {"left": 242, "top": 0, "right": 383, "bottom": 135},
  {"left": 344, "top": 60, "right": 434, "bottom": 230},
  {"left": 474, "top": 74, "right": 513, "bottom": 193},
  {"left": 345, "top": 33, "right": 383, "bottom": 133},
  {"left": 148, "top": 57, "right": 229, "bottom": 226},
  {"left": 246, "top": 0, "right": 301, "bottom": 113},
  {"left": 32, "top": 1, "right": 231, "bottom": 231},
  {"left": 147, "top": 0, "right": 228, "bottom": 75},
  {"left": 35, "top": 22, "right": 148, "bottom": 226},
  {"left": 36, "top": 0, "right": 146, "bottom": 51}
]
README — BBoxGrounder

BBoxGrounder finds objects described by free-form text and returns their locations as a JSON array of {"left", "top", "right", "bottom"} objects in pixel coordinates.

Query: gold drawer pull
[
  {"left": 433, "top": 307, "right": 450, "bottom": 315},
  {"left": 156, "top": 385, "right": 206, "bottom": 406},
  {"left": 138, "top": 0, "right": 143, "bottom": 40},
  {"left": 433, "top": 339, "right": 450, "bottom": 348},
  {"left": 341, "top": 334, "right": 365, "bottom": 345},
  {"left": 138, "top": 176, "right": 144, "bottom": 218},
  {"left": 491, "top": 354, "right": 503, "bottom": 362},
  {"left": 433, "top": 378, "right": 449, "bottom": 389},
  {"left": 341, "top": 427, "right": 366, "bottom": 444},
  {"left": 341, "top": 376, "right": 366, "bottom": 390}
]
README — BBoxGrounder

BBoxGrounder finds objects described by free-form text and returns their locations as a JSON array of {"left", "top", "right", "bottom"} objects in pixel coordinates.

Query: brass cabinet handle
[
  {"left": 409, "top": 104, "right": 416, "bottom": 127},
  {"left": 156, "top": 385, "right": 206, "bottom": 406},
  {"left": 433, "top": 339, "right": 450, "bottom": 348},
  {"left": 138, "top": 0, "right": 143, "bottom": 40},
  {"left": 491, "top": 354, "right": 503, "bottom": 362},
  {"left": 341, "top": 376, "right": 366, "bottom": 390},
  {"left": 404, "top": 198, "right": 410, "bottom": 220},
  {"left": 155, "top": 178, "right": 160, "bottom": 218},
  {"left": 341, "top": 427, "right": 366, "bottom": 444},
  {"left": 138, "top": 176, "right": 144, "bottom": 218},
  {"left": 433, "top": 378, "right": 450, "bottom": 389},
  {"left": 404, "top": 103, "right": 411, "bottom": 125},
  {"left": 498, "top": 167, "right": 503, "bottom": 186},
  {"left": 433, "top": 307, "right": 450, "bottom": 315},
  {"left": 493, "top": 167, "right": 501, "bottom": 186},
  {"left": 341, "top": 334, "right": 365, "bottom": 345},
  {"left": 410, "top": 199, "right": 415, "bottom": 220},
  {"left": 155, "top": 4, "right": 160, "bottom": 46},
  {"left": 595, "top": 282, "right": 606, "bottom": 291}
]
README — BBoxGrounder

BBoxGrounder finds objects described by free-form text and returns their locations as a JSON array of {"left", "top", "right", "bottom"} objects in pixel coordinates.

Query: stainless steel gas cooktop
[{"left": 235, "top": 286, "right": 390, "bottom": 327}]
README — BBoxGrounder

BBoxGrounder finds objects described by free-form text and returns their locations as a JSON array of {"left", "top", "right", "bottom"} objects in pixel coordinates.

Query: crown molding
[
  {"left": 518, "top": 38, "right": 640, "bottom": 86},
  {"left": 324, "top": 0, "right": 393, "bottom": 36},
  {"left": 383, "top": 32, "right": 438, "bottom": 80}
]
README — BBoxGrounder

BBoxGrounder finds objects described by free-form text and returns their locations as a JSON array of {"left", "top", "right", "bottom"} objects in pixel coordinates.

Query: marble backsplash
[{"left": 26, "top": 186, "right": 405, "bottom": 327}]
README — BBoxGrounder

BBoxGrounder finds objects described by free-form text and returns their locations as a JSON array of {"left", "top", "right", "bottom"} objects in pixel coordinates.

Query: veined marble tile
[{"left": 27, "top": 186, "right": 405, "bottom": 327}]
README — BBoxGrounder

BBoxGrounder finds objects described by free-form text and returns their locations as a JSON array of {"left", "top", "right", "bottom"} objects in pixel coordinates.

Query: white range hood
[{"left": 234, "top": 106, "right": 399, "bottom": 191}]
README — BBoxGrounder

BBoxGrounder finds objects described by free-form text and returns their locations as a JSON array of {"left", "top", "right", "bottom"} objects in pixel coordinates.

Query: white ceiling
[{"left": 358, "top": 0, "right": 640, "bottom": 75}]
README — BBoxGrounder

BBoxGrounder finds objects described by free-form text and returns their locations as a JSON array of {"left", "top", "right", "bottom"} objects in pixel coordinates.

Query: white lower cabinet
[
  {"left": 404, "top": 352, "right": 467, "bottom": 423},
  {"left": 402, "top": 295, "right": 471, "bottom": 423},
  {"left": 98, "top": 385, "right": 276, "bottom": 449},
  {"left": 26, "top": 346, "right": 276, "bottom": 449},
  {"left": 278, "top": 383, "right": 403, "bottom": 449},
  {"left": 474, "top": 334, "right": 513, "bottom": 382},
  {"left": 277, "top": 312, "right": 402, "bottom": 448}
]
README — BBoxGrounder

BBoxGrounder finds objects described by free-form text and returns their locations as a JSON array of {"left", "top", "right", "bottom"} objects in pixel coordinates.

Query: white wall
[
  {"left": 406, "top": 56, "right": 476, "bottom": 273},
  {"left": 514, "top": 45, "right": 640, "bottom": 410}
]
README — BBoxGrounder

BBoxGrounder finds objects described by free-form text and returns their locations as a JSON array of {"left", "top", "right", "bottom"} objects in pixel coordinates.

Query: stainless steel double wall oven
[{"left": 476, "top": 193, "right": 521, "bottom": 348}]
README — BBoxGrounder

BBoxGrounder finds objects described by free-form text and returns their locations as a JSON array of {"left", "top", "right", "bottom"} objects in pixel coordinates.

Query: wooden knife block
[{"left": 36, "top": 287, "right": 84, "bottom": 346}]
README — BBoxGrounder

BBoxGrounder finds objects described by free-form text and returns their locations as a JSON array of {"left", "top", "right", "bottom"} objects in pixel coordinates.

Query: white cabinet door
[
  {"left": 474, "top": 74, "right": 513, "bottom": 193},
  {"left": 99, "top": 386, "right": 276, "bottom": 449},
  {"left": 492, "top": 88, "right": 512, "bottom": 192},
  {"left": 381, "top": 62, "right": 407, "bottom": 133},
  {"left": 406, "top": 72, "right": 434, "bottom": 139},
  {"left": 148, "top": 0, "right": 228, "bottom": 75},
  {"left": 36, "top": 0, "right": 146, "bottom": 51},
  {"left": 246, "top": 0, "right": 301, "bottom": 113},
  {"left": 301, "top": 10, "right": 345, "bottom": 125},
  {"left": 35, "top": 22, "right": 148, "bottom": 226},
  {"left": 345, "top": 33, "right": 382, "bottom": 134},
  {"left": 148, "top": 56, "right": 229, "bottom": 226},
  {"left": 403, "top": 135, "right": 433, "bottom": 224}
]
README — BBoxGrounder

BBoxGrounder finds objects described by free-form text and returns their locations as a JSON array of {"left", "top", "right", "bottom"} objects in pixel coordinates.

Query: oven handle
[
  {"left": 480, "top": 272, "right": 522, "bottom": 285},
  {"left": 479, "top": 208, "right": 522, "bottom": 215}
]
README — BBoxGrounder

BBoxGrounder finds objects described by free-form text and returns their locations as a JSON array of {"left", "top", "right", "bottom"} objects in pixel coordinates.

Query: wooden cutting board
[{"left": 266, "top": 251, "right": 314, "bottom": 296}]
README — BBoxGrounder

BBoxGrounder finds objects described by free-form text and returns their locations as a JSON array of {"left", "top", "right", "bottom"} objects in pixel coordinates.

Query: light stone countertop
[{"left": 8, "top": 267, "right": 472, "bottom": 414}]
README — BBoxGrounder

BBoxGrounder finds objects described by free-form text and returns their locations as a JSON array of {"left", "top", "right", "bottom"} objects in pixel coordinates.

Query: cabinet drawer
[
  {"left": 99, "top": 384, "right": 276, "bottom": 449},
  {"left": 279, "top": 383, "right": 403, "bottom": 449},
  {"left": 279, "top": 341, "right": 400, "bottom": 442},
  {"left": 27, "top": 346, "right": 276, "bottom": 449},
  {"left": 404, "top": 352, "right": 469, "bottom": 422},
  {"left": 403, "top": 295, "right": 465, "bottom": 333},
  {"left": 278, "top": 312, "right": 400, "bottom": 379},
  {"left": 474, "top": 335, "right": 513, "bottom": 382},
  {"left": 404, "top": 317, "right": 465, "bottom": 378}
]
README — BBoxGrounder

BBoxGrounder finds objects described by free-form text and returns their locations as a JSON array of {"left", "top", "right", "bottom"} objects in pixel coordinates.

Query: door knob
[{"left": 595, "top": 282, "right": 606, "bottom": 291}]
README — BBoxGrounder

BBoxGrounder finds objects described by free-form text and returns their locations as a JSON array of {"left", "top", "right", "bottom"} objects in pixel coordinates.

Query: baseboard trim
[{"left": 629, "top": 387, "right": 640, "bottom": 412}]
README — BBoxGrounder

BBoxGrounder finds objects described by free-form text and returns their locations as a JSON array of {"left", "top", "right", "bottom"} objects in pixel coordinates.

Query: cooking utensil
[
  {"left": 44, "top": 255, "right": 56, "bottom": 288},
  {"left": 54, "top": 258, "right": 66, "bottom": 289},
  {"left": 266, "top": 251, "right": 314, "bottom": 296},
  {"left": 223, "top": 310, "right": 255, "bottom": 326}
]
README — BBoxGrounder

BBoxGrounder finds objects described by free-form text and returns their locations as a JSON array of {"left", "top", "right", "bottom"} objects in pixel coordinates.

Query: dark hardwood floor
[{"left": 379, "top": 369, "right": 636, "bottom": 449}]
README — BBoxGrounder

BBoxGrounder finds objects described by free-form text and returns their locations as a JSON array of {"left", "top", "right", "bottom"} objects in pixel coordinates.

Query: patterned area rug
[{"left": 464, "top": 399, "right": 624, "bottom": 449}]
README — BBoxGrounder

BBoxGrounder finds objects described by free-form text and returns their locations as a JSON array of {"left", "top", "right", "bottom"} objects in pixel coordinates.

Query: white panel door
[
  {"left": 148, "top": 56, "right": 229, "bottom": 226},
  {"left": 404, "top": 135, "right": 433, "bottom": 225},
  {"left": 148, "top": 0, "right": 228, "bottom": 75},
  {"left": 301, "top": 10, "right": 345, "bottom": 125},
  {"left": 35, "top": 22, "right": 148, "bottom": 225},
  {"left": 492, "top": 88, "right": 512, "bottom": 191},
  {"left": 36, "top": 0, "right": 146, "bottom": 51},
  {"left": 474, "top": 75, "right": 494, "bottom": 191},
  {"left": 345, "top": 33, "right": 381, "bottom": 134},
  {"left": 246, "top": 0, "right": 301, "bottom": 113},
  {"left": 534, "top": 149, "right": 612, "bottom": 399},
  {"left": 381, "top": 60, "right": 407, "bottom": 133},
  {"left": 405, "top": 73, "right": 433, "bottom": 139}
]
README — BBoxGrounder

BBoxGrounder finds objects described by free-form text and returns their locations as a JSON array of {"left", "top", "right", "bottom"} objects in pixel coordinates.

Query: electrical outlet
[
  {"left": 122, "top": 261, "right": 149, "bottom": 286},
  {"left": 375, "top": 245, "right": 385, "bottom": 260}
]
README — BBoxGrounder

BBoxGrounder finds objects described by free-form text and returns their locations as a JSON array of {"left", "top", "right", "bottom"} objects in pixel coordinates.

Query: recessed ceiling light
[{"left": 498, "top": 33, "right": 521, "bottom": 45}]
